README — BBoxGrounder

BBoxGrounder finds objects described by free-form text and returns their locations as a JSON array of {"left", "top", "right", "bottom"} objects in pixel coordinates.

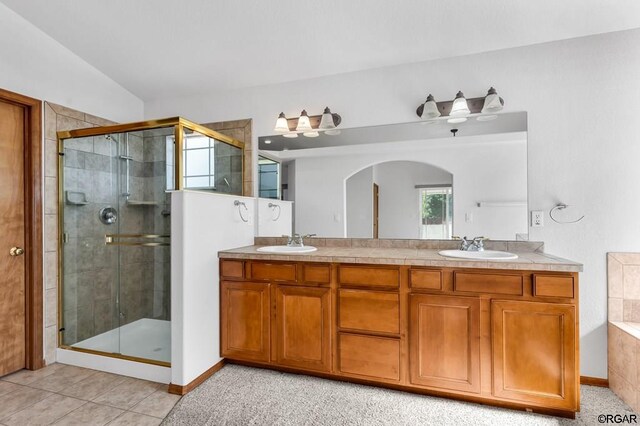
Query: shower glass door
[
  {"left": 61, "top": 133, "right": 121, "bottom": 355},
  {"left": 61, "top": 128, "right": 173, "bottom": 365},
  {"left": 113, "top": 128, "right": 172, "bottom": 365}
]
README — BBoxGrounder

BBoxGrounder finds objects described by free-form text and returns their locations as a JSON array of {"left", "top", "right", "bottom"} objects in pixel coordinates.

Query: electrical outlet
[{"left": 531, "top": 210, "right": 544, "bottom": 227}]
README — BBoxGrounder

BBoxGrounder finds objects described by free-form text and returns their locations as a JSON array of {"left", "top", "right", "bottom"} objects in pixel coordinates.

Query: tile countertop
[{"left": 218, "top": 245, "right": 583, "bottom": 273}]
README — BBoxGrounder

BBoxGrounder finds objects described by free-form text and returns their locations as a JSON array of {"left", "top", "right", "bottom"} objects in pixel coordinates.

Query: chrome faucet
[
  {"left": 454, "top": 236, "right": 487, "bottom": 251},
  {"left": 283, "top": 233, "right": 316, "bottom": 247}
]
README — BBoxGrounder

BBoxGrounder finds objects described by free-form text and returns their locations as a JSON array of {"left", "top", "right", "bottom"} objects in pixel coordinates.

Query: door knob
[{"left": 10, "top": 247, "right": 25, "bottom": 257}]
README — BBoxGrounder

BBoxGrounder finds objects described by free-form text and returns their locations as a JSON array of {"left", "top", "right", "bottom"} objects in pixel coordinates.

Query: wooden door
[
  {"left": 492, "top": 300, "right": 577, "bottom": 410},
  {"left": 409, "top": 294, "right": 480, "bottom": 393},
  {"left": 373, "top": 183, "right": 379, "bottom": 239},
  {"left": 275, "top": 285, "right": 331, "bottom": 371},
  {"left": 220, "top": 281, "right": 270, "bottom": 362},
  {"left": 0, "top": 99, "right": 26, "bottom": 376}
]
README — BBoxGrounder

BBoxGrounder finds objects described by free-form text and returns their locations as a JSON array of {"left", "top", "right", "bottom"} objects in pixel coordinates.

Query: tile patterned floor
[{"left": 0, "top": 363, "right": 180, "bottom": 425}]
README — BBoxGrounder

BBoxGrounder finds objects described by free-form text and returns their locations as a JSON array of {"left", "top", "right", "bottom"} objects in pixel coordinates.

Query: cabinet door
[
  {"left": 275, "top": 285, "right": 331, "bottom": 371},
  {"left": 492, "top": 300, "right": 577, "bottom": 410},
  {"left": 409, "top": 294, "right": 480, "bottom": 393},
  {"left": 221, "top": 281, "right": 270, "bottom": 362}
]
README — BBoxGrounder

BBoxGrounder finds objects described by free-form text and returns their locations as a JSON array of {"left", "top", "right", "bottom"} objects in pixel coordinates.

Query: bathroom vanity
[{"left": 218, "top": 241, "right": 582, "bottom": 418}]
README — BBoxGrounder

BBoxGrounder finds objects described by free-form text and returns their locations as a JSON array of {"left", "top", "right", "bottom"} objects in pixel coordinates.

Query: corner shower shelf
[{"left": 126, "top": 200, "right": 161, "bottom": 206}]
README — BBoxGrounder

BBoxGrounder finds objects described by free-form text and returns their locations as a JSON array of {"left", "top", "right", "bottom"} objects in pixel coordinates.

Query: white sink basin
[
  {"left": 257, "top": 245, "right": 318, "bottom": 254},
  {"left": 438, "top": 250, "right": 518, "bottom": 260}
]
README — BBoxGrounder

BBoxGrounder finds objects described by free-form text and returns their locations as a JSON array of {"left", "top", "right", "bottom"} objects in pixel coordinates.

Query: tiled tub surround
[
  {"left": 222, "top": 238, "right": 582, "bottom": 272},
  {"left": 608, "top": 252, "right": 640, "bottom": 412}
]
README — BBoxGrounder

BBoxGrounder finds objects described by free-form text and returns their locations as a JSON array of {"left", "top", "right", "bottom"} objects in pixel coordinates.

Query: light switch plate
[{"left": 531, "top": 210, "right": 544, "bottom": 227}]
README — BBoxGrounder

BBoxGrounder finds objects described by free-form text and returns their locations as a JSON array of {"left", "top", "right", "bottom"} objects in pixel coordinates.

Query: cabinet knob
[{"left": 10, "top": 247, "right": 25, "bottom": 257}]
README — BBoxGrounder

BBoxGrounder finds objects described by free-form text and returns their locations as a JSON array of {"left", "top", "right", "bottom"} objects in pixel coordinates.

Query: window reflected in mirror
[
  {"left": 419, "top": 186, "right": 453, "bottom": 239},
  {"left": 259, "top": 155, "right": 280, "bottom": 199}
]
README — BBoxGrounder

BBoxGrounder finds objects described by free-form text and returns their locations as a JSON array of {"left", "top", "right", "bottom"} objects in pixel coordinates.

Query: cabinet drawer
[
  {"left": 533, "top": 275, "right": 575, "bottom": 298},
  {"left": 454, "top": 272, "right": 523, "bottom": 296},
  {"left": 220, "top": 260, "right": 244, "bottom": 278},
  {"left": 410, "top": 269, "right": 442, "bottom": 290},
  {"left": 251, "top": 262, "right": 297, "bottom": 282},
  {"left": 338, "top": 266, "right": 399, "bottom": 288},
  {"left": 339, "top": 290, "right": 399, "bottom": 334},
  {"left": 302, "top": 264, "right": 331, "bottom": 284},
  {"left": 338, "top": 333, "right": 400, "bottom": 381}
]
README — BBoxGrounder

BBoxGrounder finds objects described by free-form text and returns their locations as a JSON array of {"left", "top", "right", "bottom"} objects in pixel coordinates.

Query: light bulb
[
  {"left": 303, "top": 131, "right": 319, "bottom": 138},
  {"left": 447, "top": 117, "right": 467, "bottom": 124},
  {"left": 318, "top": 107, "right": 336, "bottom": 130},
  {"left": 421, "top": 94, "right": 441, "bottom": 119},
  {"left": 274, "top": 112, "right": 289, "bottom": 133},
  {"left": 283, "top": 132, "right": 298, "bottom": 138},
  {"left": 449, "top": 91, "right": 470, "bottom": 117},
  {"left": 296, "top": 110, "right": 313, "bottom": 132}
]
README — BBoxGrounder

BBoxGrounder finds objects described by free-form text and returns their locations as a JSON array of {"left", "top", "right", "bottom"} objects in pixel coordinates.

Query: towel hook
[
  {"left": 268, "top": 202, "right": 281, "bottom": 221},
  {"left": 549, "top": 203, "right": 584, "bottom": 224},
  {"left": 234, "top": 200, "right": 249, "bottom": 223}
]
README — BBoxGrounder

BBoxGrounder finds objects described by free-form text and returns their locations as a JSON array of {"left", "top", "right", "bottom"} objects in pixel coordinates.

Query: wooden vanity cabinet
[
  {"left": 491, "top": 300, "right": 577, "bottom": 410},
  {"left": 220, "top": 281, "right": 271, "bottom": 362},
  {"left": 219, "top": 259, "right": 579, "bottom": 417},
  {"left": 409, "top": 294, "right": 480, "bottom": 393},
  {"left": 275, "top": 285, "right": 331, "bottom": 372}
]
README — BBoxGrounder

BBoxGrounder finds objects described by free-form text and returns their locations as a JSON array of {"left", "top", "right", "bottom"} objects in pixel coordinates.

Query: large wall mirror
[{"left": 257, "top": 111, "right": 528, "bottom": 241}]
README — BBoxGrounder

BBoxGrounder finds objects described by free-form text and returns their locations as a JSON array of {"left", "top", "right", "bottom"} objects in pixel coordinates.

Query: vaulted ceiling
[{"left": 3, "top": 0, "right": 640, "bottom": 101}]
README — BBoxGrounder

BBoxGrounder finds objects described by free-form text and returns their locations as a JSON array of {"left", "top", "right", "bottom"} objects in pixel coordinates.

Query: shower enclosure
[{"left": 58, "top": 117, "right": 244, "bottom": 366}]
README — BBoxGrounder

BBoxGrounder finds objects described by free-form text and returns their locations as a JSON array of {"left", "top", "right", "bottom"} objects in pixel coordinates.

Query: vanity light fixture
[
  {"left": 274, "top": 112, "right": 289, "bottom": 133},
  {"left": 273, "top": 107, "right": 342, "bottom": 137},
  {"left": 318, "top": 107, "right": 336, "bottom": 130},
  {"left": 477, "top": 87, "right": 504, "bottom": 121},
  {"left": 420, "top": 94, "right": 441, "bottom": 120},
  {"left": 296, "top": 110, "right": 313, "bottom": 132},
  {"left": 448, "top": 91, "right": 470, "bottom": 123},
  {"left": 416, "top": 88, "right": 505, "bottom": 123}
]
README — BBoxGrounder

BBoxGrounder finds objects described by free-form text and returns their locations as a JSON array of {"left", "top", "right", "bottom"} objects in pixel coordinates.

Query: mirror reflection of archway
[{"left": 345, "top": 161, "right": 453, "bottom": 239}]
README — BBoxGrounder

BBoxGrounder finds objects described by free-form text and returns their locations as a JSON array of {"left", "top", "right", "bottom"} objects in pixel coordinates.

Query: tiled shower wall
[{"left": 43, "top": 102, "right": 117, "bottom": 363}]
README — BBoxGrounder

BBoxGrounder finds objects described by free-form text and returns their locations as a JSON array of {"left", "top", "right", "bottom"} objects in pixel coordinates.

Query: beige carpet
[{"left": 163, "top": 365, "right": 633, "bottom": 425}]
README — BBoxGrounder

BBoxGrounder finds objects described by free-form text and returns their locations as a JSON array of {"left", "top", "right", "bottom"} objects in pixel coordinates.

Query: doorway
[
  {"left": 373, "top": 183, "right": 379, "bottom": 239},
  {"left": 0, "top": 88, "right": 43, "bottom": 376}
]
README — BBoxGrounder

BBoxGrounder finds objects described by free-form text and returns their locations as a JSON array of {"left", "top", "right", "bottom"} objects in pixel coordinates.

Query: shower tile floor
[
  {"left": 72, "top": 318, "right": 171, "bottom": 364},
  {"left": 0, "top": 363, "right": 179, "bottom": 425}
]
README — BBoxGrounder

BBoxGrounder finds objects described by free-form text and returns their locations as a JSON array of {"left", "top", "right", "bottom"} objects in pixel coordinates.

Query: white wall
[
  {"left": 374, "top": 161, "right": 453, "bottom": 239},
  {"left": 0, "top": 3, "right": 142, "bottom": 122},
  {"left": 171, "top": 191, "right": 254, "bottom": 386},
  {"left": 257, "top": 198, "right": 292, "bottom": 237},
  {"left": 146, "top": 29, "right": 640, "bottom": 378},
  {"left": 346, "top": 167, "right": 374, "bottom": 238},
  {"left": 290, "top": 137, "right": 526, "bottom": 240}
]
